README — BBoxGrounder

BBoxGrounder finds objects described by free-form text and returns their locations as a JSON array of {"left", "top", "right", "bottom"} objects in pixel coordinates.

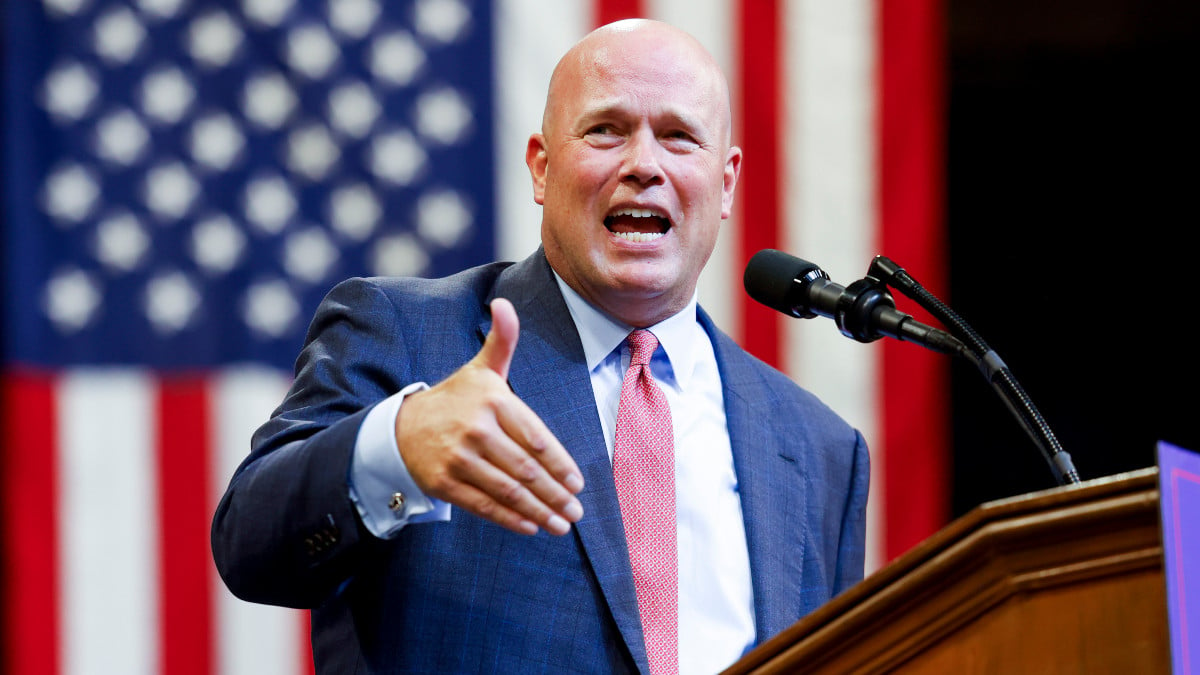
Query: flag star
[
  {"left": 42, "top": 163, "right": 100, "bottom": 225},
  {"left": 94, "top": 109, "right": 150, "bottom": 166},
  {"left": 329, "top": 183, "right": 381, "bottom": 241},
  {"left": 329, "top": 0, "right": 381, "bottom": 39},
  {"left": 137, "top": 0, "right": 187, "bottom": 20},
  {"left": 94, "top": 212, "right": 149, "bottom": 272},
  {"left": 242, "top": 72, "right": 298, "bottom": 130},
  {"left": 144, "top": 271, "right": 201, "bottom": 334},
  {"left": 415, "top": 87, "right": 472, "bottom": 145},
  {"left": 416, "top": 189, "right": 472, "bottom": 248},
  {"left": 414, "top": 0, "right": 471, "bottom": 44},
  {"left": 369, "top": 31, "right": 425, "bottom": 87},
  {"left": 192, "top": 213, "right": 247, "bottom": 273},
  {"left": 286, "top": 123, "right": 340, "bottom": 181},
  {"left": 286, "top": 24, "right": 341, "bottom": 80},
  {"left": 284, "top": 227, "right": 339, "bottom": 283},
  {"left": 190, "top": 112, "right": 245, "bottom": 171},
  {"left": 369, "top": 129, "right": 426, "bottom": 185},
  {"left": 372, "top": 234, "right": 429, "bottom": 278},
  {"left": 141, "top": 66, "right": 196, "bottom": 125},
  {"left": 43, "top": 268, "right": 102, "bottom": 332},
  {"left": 94, "top": 6, "right": 147, "bottom": 64},
  {"left": 328, "top": 81, "right": 380, "bottom": 138},
  {"left": 243, "top": 0, "right": 297, "bottom": 28},
  {"left": 43, "top": 0, "right": 89, "bottom": 18},
  {"left": 41, "top": 62, "right": 99, "bottom": 123},
  {"left": 189, "top": 11, "right": 244, "bottom": 69},
  {"left": 243, "top": 279, "right": 300, "bottom": 338},
  {"left": 244, "top": 175, "right": 297, "bottom": 233},
  {"left": 144, "top": 162, "right": 200, "bottom": 221}
]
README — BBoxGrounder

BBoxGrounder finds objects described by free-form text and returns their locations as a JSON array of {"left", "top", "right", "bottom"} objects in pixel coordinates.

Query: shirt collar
[{"left": 552, "top": 272, "right": 700, "bottom": 390}]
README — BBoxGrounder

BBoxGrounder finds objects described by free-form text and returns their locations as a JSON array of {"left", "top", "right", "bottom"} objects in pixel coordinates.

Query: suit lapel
[
  {"left": 486, "top": 251, "right": 649, "bottom": 673},
  {"left": 480, "top": 255, "right": 804, "bottom": 664},
  {"left": 701, "top": 312, "right": 809, "bottom": 644}
]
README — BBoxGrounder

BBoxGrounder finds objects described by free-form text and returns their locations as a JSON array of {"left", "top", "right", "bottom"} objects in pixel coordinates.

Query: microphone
[
  {"left": 745, "top": 249, "right": 1080, "bottom": 486},
  {"left": 743, "top": 248, "right": 966, "bottom": 357}
]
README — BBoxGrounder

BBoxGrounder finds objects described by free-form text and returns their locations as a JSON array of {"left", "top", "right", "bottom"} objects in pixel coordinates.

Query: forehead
[{"left": 551, "top": 34, "right": 728, "bottom": 128}]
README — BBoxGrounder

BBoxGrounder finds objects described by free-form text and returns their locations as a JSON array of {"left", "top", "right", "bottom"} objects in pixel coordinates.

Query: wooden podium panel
[{"left": 724, "top": 469, "right": 1168, "bottom": 674}]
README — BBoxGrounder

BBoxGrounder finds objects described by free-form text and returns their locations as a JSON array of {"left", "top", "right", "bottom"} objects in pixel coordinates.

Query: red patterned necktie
[{"left": 612, "top": 329, "right": 678, "bottom": 675}]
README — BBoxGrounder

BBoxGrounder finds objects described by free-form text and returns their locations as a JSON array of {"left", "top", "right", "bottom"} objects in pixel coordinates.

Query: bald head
[{"left": 542, "top": 19, "right": 733, "bottom": 145}]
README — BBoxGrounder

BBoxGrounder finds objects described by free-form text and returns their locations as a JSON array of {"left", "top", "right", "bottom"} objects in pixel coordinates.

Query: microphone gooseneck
[
  {"left": 867, "top": 255, "right": 1079, "bottom": 485},
  {"left": 743, "top": 248, "right": 1080, "bottom": 487}
]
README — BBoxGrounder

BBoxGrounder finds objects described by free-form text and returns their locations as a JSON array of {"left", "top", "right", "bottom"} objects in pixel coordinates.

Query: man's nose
[{"left": 621, "top": 129, "right": 665, "bottom": 185}]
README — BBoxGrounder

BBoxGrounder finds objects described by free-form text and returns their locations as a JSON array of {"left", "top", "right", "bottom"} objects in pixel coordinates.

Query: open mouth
[{"left": 604, "top": 208, "right": 670, "bottom": 243}]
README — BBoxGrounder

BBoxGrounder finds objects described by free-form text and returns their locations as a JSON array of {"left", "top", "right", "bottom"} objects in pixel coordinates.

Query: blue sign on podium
[{"left": 1159, "top": 441, "right": 1200, "bottom": 674}]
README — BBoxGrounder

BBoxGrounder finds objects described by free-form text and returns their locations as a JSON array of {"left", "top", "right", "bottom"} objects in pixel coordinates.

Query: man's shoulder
[
  {"left": 702, "top": 315, "right": 854, "bottom": 426},
  {"left": 342, "top": 259, "right": 517, "bottom": 303},
  {"left": 698, "top": 314, "right": 790, "bottom": 389}
]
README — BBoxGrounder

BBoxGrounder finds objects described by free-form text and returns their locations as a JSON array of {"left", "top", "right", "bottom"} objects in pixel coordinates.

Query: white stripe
[
  {"left": 649, "top": 0, "right": 739, "bottom": 333},
  {"left": 493, "top": 0, "right": 592, "bottom": 264},
  {"left": 59, "top": 369, "right": 159, "bottom": 675},
  {"left": 782, "top": 0, "right": 885, "bottom": 573},
  {"left": 211, "top": 367, "right": 304, "bottom": 675}
]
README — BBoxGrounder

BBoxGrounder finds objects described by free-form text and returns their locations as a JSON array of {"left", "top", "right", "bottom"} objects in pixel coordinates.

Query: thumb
[{"left": 477, "top": 297, "right": 520, "bottom": 379}]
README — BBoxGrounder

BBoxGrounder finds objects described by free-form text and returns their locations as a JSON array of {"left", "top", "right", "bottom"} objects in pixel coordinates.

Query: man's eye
[
  {"left": 663, "top": 131, "right": 700, "bottom": 148},
  {"left": 584, "top": 125, "right": 622, "bottom": 147}
]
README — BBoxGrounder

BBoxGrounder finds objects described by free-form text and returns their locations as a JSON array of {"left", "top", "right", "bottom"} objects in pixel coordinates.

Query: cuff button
[{"left": 388, "top": 492, "right": 406, "bottom": 513}]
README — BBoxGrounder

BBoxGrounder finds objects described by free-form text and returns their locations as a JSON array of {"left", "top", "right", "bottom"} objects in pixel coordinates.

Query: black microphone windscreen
[{"left": 743, "top": 249, "right": 823, "bottom": 316}]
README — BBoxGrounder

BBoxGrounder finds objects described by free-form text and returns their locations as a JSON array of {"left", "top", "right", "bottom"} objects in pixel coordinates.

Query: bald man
[{"left": 212, "top": 19, "right": 869, "bottom": 675}]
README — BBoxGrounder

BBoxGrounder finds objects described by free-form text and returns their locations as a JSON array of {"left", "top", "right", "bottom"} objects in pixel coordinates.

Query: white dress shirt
[{"left": 349, "top": 275, "right": 756, "bottom": 673}]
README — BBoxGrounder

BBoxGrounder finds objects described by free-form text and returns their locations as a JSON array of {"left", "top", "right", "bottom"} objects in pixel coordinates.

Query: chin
[{"left": 611, "top": 272, "right": 681, "bottom": 304}]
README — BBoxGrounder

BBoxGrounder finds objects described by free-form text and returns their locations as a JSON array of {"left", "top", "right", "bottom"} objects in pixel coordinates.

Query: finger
[
  {"left": 436, "top": 479, "right": 541, "bottom": 536},
  {"left": 493, "top": 395, "right": 585, "bottom": 499},
  {"left": 476, "top": 297, "right": 519, "bottom": 379},
  {"left": 476, "top": 423, "right": 584, "bottom": 525},
  {"left": 445, "top": 451, "right": 575, "bottom": 536}
]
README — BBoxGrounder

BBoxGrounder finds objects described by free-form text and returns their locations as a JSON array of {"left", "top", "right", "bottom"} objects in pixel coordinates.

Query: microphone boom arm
[
  {"left": 866, "top": 256, "right": 1081, "bottom": 486},
  {"left": 742, "top": 247, "right": 1080, "bottom": 487}
]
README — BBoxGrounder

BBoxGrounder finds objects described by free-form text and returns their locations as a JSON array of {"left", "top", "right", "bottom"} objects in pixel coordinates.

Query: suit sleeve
[
  {"left": 210, "top": 277, "right": 415, "bottom": 608},
  {"left": 834, "top": 429, "right": 871, "bottom": 595}
]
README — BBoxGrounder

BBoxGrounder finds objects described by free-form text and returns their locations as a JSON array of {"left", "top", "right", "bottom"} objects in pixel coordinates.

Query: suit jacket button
[{"left": 388, "top": 492, "right": 405, "bottom": 513}]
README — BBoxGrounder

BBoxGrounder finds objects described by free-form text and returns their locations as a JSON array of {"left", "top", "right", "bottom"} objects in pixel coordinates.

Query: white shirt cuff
[{"left": 349, "top": 382, "right": 452, "bottom": 538}]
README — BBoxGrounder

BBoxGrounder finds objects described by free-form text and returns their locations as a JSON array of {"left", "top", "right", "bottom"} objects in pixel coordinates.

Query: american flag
[{"left": 1, "top": 0, "right": 946, "bottom": 673}]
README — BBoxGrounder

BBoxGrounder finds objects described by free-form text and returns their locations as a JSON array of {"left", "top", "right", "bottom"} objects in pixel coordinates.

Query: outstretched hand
[{"left": 394, "top": 298, "right": 585, "bottom": 535}]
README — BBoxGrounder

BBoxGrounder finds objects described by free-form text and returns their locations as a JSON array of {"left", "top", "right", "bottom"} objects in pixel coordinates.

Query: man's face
[{"left": 527, "top": 24, "right": 741, "bottom": 327}]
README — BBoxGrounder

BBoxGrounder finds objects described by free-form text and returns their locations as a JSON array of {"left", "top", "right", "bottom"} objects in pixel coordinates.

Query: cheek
[{"left": 566, "top": 159, "right": 612, "bottom": 194}]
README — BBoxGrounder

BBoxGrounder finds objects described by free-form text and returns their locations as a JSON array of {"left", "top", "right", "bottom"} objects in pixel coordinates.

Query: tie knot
[{"left": 627, "top": 329, "right": 659, "bottom": 367}]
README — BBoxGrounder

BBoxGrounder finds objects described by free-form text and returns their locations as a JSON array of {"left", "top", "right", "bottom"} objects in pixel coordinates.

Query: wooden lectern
[{"left": 723, "top": 468, "right": 1169, "bottom": 674}]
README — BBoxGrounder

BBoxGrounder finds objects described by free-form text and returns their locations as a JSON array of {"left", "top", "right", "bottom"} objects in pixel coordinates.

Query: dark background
[{"left": 947, "top": 0, "right": 1199, "bottom": 515}]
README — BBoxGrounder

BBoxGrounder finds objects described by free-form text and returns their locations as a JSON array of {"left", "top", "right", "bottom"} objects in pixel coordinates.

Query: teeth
[
  {"left": 613, "top": 231, "right": 665, "bottom": 243},
  {"left": 611, "top": 208, "right": 663, "bottom": 219}
]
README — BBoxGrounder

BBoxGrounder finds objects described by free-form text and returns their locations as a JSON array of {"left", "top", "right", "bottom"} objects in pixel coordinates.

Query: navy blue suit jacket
[{"left": 212, "top": 249, "right": 869, "bottom": 673}]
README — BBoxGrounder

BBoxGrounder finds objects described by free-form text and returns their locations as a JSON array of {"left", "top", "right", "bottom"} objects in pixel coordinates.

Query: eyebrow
[{"left": 574, "top": 99, "right": 710, "bottom": 137}]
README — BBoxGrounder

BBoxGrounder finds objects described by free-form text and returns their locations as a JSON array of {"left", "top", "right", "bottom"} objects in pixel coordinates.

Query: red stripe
[
  {"left": 156, "top": 376, "right": 213, "bottom": 675},
  {"left": 877, "top": 0, "right": 949, "bottom": 560},
  {"left": 736, "top": 0, "right": 784, "bottom": 368},
  {"left": 301, "top": 611, "right": 315, "bottom": 674},
  {"left": 2, "top": 372, "right": 61, "bottom": 675},
  {"left": 594, "top": 0, "right": 644, "bottom": 26}
]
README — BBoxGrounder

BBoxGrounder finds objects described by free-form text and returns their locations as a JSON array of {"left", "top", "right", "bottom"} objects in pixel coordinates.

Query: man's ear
[
  {"left": 721, "top": 145, "right": 743, "bottom": 219},
  {"left": 526, "top": 133, "right": 548, "bottom": 206}
]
